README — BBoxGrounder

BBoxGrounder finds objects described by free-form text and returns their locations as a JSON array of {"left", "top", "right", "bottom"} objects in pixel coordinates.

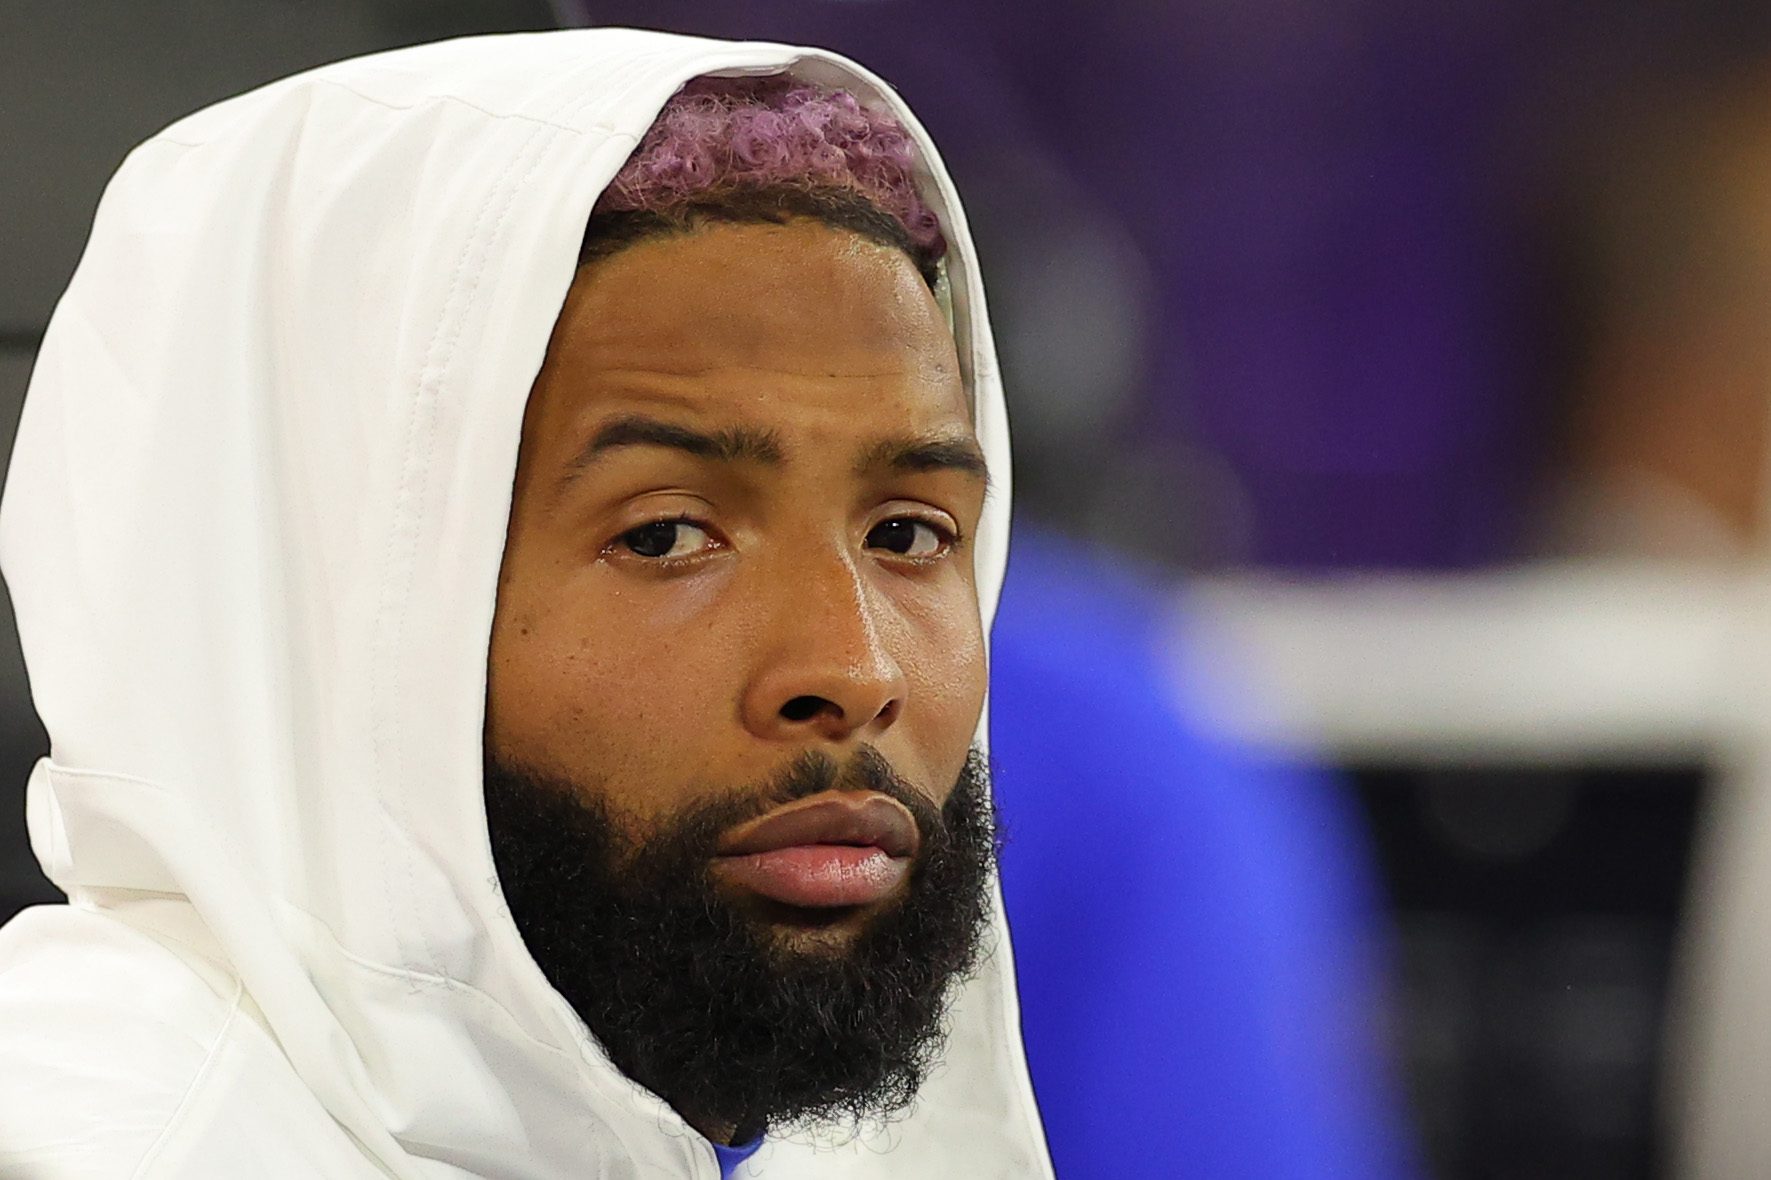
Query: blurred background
[{"left": 11, "top": 2, "right": 1771, "bottom": 1177}]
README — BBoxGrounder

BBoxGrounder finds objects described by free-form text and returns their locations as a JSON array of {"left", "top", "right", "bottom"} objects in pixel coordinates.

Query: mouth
[{"left": 710, "top": 790, "right": 920, "bottom": 909}]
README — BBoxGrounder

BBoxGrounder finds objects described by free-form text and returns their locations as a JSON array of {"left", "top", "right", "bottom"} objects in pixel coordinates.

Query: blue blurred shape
[{"left": 990, "top": 529, "right": 1418, "bottom": 1179}]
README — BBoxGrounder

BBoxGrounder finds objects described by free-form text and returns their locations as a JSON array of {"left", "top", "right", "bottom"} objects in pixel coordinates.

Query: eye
[
  {"left": 617, "top": 518, "right": 716, "bottom": 560},
  {"left": 866, "top": 518, "right": 950, "bottom": 559}
]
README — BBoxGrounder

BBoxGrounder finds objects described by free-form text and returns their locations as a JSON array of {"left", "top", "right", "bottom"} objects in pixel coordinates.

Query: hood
[{"left": 0, "top": 29, "right": 1048, "bottom": 1180}]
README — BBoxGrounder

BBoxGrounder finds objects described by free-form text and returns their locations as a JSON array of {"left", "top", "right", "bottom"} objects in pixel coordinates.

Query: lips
[{"left": 711, "top": 791, "right": 920, "bottom": 909}]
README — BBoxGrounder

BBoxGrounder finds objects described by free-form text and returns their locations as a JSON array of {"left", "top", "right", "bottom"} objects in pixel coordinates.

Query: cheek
[
  {"left": 893, "top": 583, "right": 988, "bottom": 768},
  {"left": 487, "top": 565, "right": 743, "bottom": 792},
  {"left": 918, "top": 615, "right": 987, "bottom": 729}
]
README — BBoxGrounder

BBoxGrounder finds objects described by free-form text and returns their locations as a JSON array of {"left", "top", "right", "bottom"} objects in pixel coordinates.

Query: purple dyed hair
[{"left": 583, "top": 75, "right": 948, "bottom": 284}]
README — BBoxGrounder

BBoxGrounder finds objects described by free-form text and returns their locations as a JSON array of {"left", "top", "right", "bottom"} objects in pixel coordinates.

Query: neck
[
  {"left": 684, "top": 1110, "right": 763, "bottom": 1147},
  {"left": 690, "top": 1116, "right": 737, "bottom": 1146}
]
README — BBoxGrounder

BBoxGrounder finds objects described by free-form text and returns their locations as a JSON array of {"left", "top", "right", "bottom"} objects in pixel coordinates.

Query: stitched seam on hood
[
  {"left": 308, "top": 75, "right": 632, "bottom": 137},
  {"left": 283, "top": 897, "right": 581, "bottom": 1071},
  {"left": 370, "top": 68, "right": 609, "bottom": 977},
  {"left": 145, "top": 71, "right": 646, "bottom": 152},
  {"left": 127, "top": 978, "right": 246, "bottom": 1180}
]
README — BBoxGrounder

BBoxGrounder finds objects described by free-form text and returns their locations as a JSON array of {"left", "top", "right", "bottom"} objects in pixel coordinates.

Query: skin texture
[{"left": 486, "top": 219, "right": 988, "bottom": 1016}]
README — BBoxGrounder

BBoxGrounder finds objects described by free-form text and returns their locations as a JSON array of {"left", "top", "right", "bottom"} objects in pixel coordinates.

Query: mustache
[{"left": 699, "top": 746, "right": 946, "bottom": 850}]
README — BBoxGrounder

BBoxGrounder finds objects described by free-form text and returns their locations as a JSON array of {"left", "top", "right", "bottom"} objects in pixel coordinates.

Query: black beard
[{"left": 483, "top": 744, "right": 999, "bottom": 1139}]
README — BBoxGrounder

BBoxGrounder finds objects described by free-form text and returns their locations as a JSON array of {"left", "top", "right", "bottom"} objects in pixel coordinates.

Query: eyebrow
[
  {"left": 559, "top": 414, "right": 786, "bottom": 490},
  {"left": 854, "top": 433, "right": 991, "bottom": 488},
  {"left": 556, "top": 414, "right": 990, "bottom": 495}
]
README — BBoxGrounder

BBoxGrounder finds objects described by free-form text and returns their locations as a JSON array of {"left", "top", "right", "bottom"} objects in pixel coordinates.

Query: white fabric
[{"left": 0, "top": 29, "right": 1050, "bottom": 1180}]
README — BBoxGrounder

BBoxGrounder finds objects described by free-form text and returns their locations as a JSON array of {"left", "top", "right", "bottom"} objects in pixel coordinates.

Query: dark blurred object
[
  {"left": 1359, "top": 765, "right": 1705, "bottom": 1180},
  {"left": 1191, "top": 568, "right": 1744, "bottom": 1178},
  {"left": 0, "top": 353, "right": 50, "bottom": 918},
  {"left": 0, "top": 1, "right": 556, "bottom": 338},
  {"left": 1527, "top": 56, "right": 1771, "bottom": 561}
]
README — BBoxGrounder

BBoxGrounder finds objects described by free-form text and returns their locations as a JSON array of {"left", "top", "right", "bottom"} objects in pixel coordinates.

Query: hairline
[{"left": 578, "top": 185, "right": 943, "bottom": 290}]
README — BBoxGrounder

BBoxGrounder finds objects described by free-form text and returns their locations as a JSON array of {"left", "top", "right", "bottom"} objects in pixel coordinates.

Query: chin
[{"left": 770, "top": 923, "right": 865, "bottom": 959}]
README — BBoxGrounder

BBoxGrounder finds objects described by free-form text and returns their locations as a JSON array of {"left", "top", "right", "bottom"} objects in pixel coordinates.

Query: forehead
[{"left": 524, "top": 220, "right": 969, "bottom": 451}]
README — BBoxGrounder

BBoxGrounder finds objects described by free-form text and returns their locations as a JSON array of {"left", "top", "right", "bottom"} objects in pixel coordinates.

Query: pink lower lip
[{"left": 712, "top": 845, "right": 910, "bottom": 908}]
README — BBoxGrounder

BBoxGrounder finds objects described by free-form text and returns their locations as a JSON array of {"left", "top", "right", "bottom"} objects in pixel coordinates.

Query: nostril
[{"left": 780, "top": 695, "right": 832, "bottom": 723}]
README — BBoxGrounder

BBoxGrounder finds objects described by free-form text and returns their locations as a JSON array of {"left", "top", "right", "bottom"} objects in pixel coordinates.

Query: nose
[{"left": 740, "top": 551, "right": 908, "bottom": 745}]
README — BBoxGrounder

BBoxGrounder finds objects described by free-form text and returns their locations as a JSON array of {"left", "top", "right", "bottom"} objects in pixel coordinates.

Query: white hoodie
[{"left": 0, "top": 29, "right": 1052, "bottom": 1180}]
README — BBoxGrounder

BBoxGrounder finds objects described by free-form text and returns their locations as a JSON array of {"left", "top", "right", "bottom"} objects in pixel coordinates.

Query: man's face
[{"left": 484, "top": 218, "right": 994, "bottom": 1135}]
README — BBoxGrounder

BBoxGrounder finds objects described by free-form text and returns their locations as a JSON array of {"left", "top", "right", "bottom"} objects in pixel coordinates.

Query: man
[{"left": 0, "top": 30, "right": 1051, "bottom": 1179}]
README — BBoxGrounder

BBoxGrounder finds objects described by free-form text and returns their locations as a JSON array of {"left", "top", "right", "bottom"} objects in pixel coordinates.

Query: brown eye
[
  {"left": 620, "top": 519, "right": 713, "bottom": 560},
  {"left": 867, "top": 518, "right": 946, "bottom": 558}
]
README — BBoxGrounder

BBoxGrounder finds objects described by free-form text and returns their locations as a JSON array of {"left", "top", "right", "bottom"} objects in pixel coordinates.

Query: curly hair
[{"left": 582, "top": 75, "right": 947, "bottom": 286}]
